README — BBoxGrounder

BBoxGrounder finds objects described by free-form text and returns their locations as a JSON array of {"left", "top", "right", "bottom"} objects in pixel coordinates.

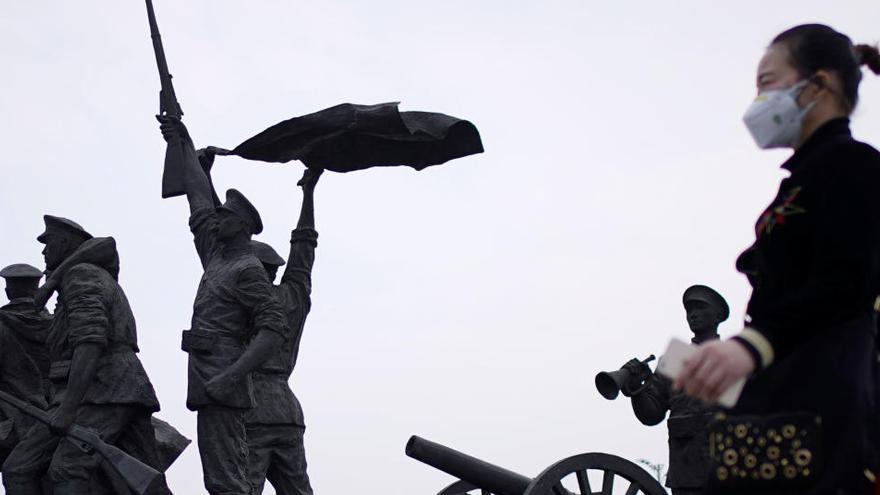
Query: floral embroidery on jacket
[{"left": 756, "top": 186, "right": 805, "bottom": 236}]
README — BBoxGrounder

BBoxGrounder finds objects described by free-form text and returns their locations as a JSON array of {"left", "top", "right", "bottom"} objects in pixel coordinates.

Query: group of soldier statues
[{"left": 0, "top": 115, "right": 317, "bottom": 494}]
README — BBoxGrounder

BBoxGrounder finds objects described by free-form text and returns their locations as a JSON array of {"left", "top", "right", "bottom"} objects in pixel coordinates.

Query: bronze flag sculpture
[{"left": 212, "top": 102, "right": 483, "bottom": 172}]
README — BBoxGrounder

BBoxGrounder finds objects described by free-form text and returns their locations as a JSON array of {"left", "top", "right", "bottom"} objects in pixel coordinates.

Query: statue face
[
  {"left": 214, "top": 209, "right": 247, "bottom": 242},
  {"left": 685, "top": 300, "right": 719, "bottom": 334},
  {"left": 41, "top": 234, "right": 70, "bottom": 271}
]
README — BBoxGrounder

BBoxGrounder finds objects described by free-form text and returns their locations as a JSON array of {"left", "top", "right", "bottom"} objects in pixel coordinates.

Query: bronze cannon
[{"left": 406, "top": 435, "right": 667, "bottom": 495}]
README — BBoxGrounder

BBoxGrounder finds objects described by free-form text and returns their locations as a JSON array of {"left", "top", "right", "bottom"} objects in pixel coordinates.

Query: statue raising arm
[
  {"left": 157, "top": 115, "right": 213, "bottom": 213},
  {"left": 280, "top": 168, "right": 323, "bottom": 289},
  {"left": 158, "top": 116, "right": 221, "bottom": 267}
]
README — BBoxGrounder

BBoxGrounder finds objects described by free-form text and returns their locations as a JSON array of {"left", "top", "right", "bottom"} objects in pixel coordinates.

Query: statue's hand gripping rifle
[
  {"left": 0, "top": 390, "right": 161, "bottom": 495},
  {"left": 146, "top": 0, "right": 188, "bottom": 198}
]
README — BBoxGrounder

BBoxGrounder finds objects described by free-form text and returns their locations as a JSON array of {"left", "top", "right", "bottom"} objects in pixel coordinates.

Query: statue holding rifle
[
  {"left": 158, "top": 113, "right": 289, "bottom": 495},
  {"left": 145, "top": 1, "right": 483, "bottom": 492},
  {"left": 148, "top": 3, "right": 298, "bottom": 493},
  {"left": 1, "top": 218, "right": 164, "bottom": 495}
]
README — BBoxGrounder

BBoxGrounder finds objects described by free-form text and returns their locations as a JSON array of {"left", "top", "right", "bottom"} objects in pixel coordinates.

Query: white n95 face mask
[{"left": 742, "top": 80, "right": 814, "bottom": 149}]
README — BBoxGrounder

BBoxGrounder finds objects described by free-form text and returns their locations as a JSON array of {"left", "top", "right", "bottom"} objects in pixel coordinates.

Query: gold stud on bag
[
  {"left": 744, "top": 454, "right": 757, "bottom": 468},
  {"left": 708, "top": 412, "right": 822, "bottom": 489},
  {"left": 724, "top": 449, "right": 738, "bottom": 466},
  {"left": 794, "top": 449, "right": 812, "bottom": 466}
]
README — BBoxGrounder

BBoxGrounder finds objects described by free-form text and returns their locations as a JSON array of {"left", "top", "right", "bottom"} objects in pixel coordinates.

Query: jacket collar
[{"left": 781, "top": 117, "right": 852, "bottom": 173}]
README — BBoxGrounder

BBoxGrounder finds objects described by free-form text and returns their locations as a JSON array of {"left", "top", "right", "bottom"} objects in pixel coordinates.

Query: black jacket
[
  {"left": 731, "top": 118, "right": 880, "bottom": 495},
  {"left": 735, "top": 118, "right": 880, "bottom": 363}
]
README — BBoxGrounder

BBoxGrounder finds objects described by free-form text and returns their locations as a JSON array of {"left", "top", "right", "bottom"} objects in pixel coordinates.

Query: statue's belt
[
  {"left": 181, "top": 328, "right": 245, "bottom": 354},
  {"left": 48, "top": 345, "right": 136, "bottom": 381}
]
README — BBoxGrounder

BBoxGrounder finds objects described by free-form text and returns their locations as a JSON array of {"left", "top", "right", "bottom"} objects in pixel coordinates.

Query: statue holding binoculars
[{"left": 595, "top": 285, "right": 730, "bottom": 495}]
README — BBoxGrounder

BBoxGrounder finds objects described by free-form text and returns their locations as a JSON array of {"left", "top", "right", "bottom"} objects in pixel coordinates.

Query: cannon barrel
[{"left": 406, "top": 435, "right": 532, "bottom": 495}]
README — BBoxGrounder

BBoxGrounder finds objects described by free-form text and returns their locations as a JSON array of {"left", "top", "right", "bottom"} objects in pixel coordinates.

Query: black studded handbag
[{"left": 707, "top": 412, "right": 823, "bottom": 490}]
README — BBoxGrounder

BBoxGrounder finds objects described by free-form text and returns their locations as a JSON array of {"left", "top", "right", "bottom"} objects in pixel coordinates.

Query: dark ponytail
[
  {"left": 855, "top": 44, "right": 880, "bottom": 75},
  {"left": 772, "top": 24, "right": 876, "bottom": 112}
]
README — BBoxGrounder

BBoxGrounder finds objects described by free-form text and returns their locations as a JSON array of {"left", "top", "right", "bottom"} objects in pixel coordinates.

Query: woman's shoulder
[
  {"left": 834, "top": 136, "right": 880, "bottom": 163},
  {"left": 842, "top": 135, "right": 880, "bottom": 155},
  {"left": 816, "top": 137, "right": 880, "bottom": 179}
]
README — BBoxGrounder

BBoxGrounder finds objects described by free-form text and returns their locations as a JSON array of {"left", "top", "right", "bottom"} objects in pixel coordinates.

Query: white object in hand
[{"left": 655, "top": 338, "right": 746, "bottom": 408}]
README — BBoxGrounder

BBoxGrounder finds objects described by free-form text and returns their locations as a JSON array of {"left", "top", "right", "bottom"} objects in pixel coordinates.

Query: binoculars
[{"left": 595, "top": 354, "right": 656, "bottom": 400}]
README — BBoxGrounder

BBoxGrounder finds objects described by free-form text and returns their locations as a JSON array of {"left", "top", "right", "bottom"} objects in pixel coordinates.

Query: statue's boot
[
  {"left": 52, "top": 480, "right": 90, "bottom": 495},
  {"left": 3, "top": 479, "right": 44, "bottom": 495}
]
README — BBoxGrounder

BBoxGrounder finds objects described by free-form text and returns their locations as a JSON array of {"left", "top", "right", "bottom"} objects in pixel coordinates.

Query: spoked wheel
[
  {"left": 524, "top": 453, "right": 667, "bottom": 495},
  {"left": 437, "top": 479, "right": 491, "bottom": 495}
]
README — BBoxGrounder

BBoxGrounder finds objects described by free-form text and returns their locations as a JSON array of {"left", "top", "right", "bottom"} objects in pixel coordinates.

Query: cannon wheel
[
  {"left": 437, "top": 479, "right": 489, "bottom": 495},
  {"left": 524, "top": 452, "right": 667, "bottom": 495}
]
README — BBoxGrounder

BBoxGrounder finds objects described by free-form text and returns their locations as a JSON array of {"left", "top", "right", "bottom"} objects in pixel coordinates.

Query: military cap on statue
[
  {"left": 251, "top": 240, "right": 285, "bottom": 267},
  {"left": 36, "top": 215, "right": 93, "bottom": 244},
  {"left": 0, "top": 264, "right": 43, "bottom": 281},
  {"left": 1, "top": 263, "right": 43, "bottom": 294},
  {"left": 217, "top": 189, "right": 264, "bottom": 235},
  {"left": 682, "top": 284, "right": 730, "bottom": 322}
]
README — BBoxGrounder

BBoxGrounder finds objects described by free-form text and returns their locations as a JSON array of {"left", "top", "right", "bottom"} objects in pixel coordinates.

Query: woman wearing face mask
[{"left": 673, "top": 24, "right": 880, "bottom": 494}]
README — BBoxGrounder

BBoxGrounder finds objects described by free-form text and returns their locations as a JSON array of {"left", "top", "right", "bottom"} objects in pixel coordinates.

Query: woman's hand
[{"left": 673, "top": 339, "right": 756, "bottom": 403}]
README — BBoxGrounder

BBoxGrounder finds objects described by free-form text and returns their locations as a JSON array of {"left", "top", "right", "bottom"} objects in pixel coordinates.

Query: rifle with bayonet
[
  {"left": 0, "top": 389, "right": 161, "bottom": 495},
  {"left": 146, "top": 0, "right": 188, "bottom": 198}
]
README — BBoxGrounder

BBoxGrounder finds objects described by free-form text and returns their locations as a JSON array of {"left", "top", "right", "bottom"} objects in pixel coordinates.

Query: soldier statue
[
  {"left": 193, "top": 143, "right": 321, "bottom": 494},
  {"left": 1, "top": 216, "right": 162, "bottom": 495},
  {"left": 158, "top": 115, "right": 290, "bottom": 495},
  {"left": 245, "top": 167, "right": 321, "bottom": 495},
  {"left": 624, "top": 285, "right": 729, "bottom": 495},
  {"left": 0, "top": 264, "right": 51, "bottom": 464},
  {"left": 0, "top": 264, "right": 52, "bottom": 387}
]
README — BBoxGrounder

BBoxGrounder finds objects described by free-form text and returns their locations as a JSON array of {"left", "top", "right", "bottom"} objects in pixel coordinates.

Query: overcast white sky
[{"left": 2, "top": 1, "right": 880, "bottom": 494}]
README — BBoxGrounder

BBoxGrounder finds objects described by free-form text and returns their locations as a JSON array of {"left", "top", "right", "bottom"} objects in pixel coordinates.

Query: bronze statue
[
  {"left": 1, "top": 217, "right": 163, "bottom": 495},
  {"left": 195, "top": 143, "right": 321, "bottom": 494},
  {"left": 158, "top": 115, "right": 290, "bottom": 495},
  {"left": 0, "top": 264, "right": 52, "bottom": 389},
  {"left": 625, "top": 285, "right": 729, "bottom": 495},
  {"left": 245, "top": 168, "right": 321, "bottom": 495},
  {"left": 0, "top": 264, "right": 51, "bottom": 466}
]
